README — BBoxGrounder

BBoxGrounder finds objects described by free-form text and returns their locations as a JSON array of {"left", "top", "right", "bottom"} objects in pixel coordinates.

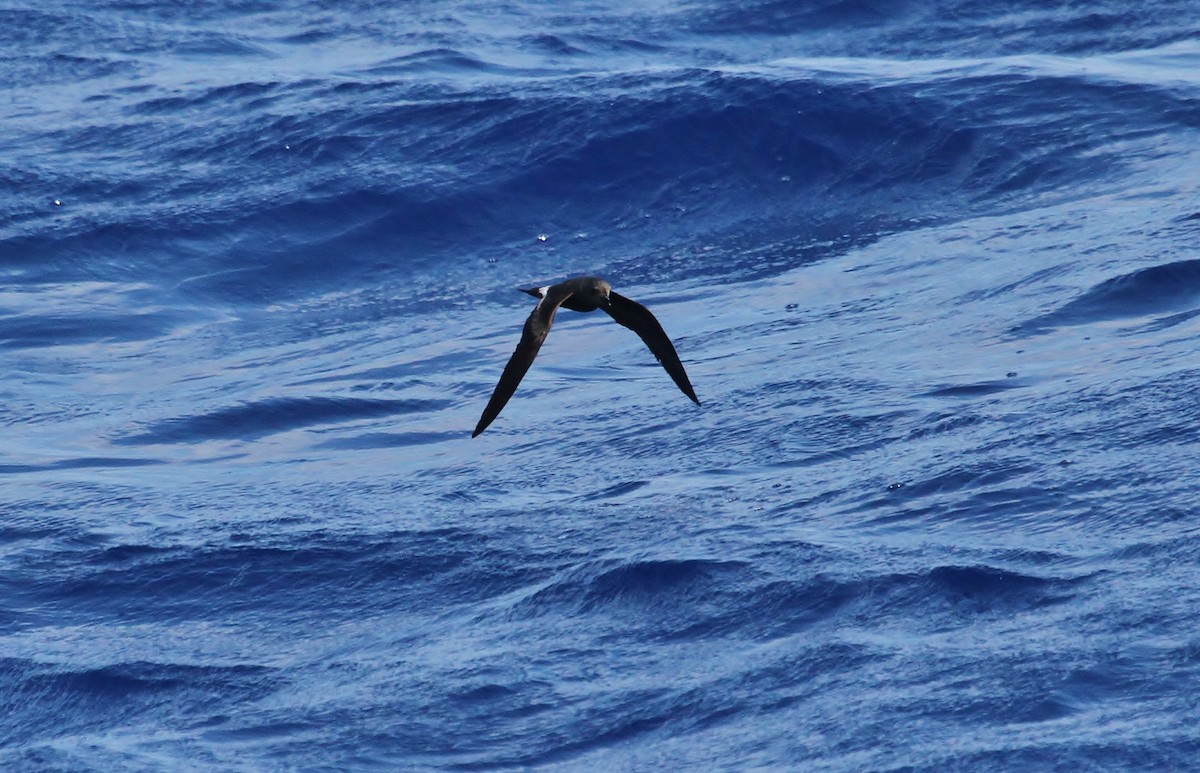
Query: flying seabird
[{"left": 472, "top": 276, "right": 699, "bottom": 437}]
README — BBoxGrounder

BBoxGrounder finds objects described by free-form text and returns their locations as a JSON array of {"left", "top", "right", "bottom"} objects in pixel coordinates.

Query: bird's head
[{"left": 584, "top": 277, "right": 612, "bottom": 308}]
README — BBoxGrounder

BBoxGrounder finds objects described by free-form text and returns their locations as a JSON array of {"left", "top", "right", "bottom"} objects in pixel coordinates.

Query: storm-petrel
[{"left": 472, "top": 276, "right": 699, "bottom": 436}]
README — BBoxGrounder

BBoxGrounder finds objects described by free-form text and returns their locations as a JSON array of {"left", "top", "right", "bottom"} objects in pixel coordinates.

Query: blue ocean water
[{"left": 3, "top": 0, "right": 1200, "bottom": 769}]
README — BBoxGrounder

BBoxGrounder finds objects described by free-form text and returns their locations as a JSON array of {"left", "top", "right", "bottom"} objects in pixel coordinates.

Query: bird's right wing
[
  {"left": 604, "top": 291, "right": 700, "bottom": 405},
  {"left": 472, "top": 289, "right": 572, "bottom": 437}
]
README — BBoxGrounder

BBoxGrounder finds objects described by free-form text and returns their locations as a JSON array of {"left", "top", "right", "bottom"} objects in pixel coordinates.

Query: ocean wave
[
  {"left": 5, "top": 2, "right": 1200, "bottom": 770},
  {"left": 7, "top": 44, "right": 1191, "bottom": 303},
  {"left": 115, "top": 396, "right": 448, "bottom": 444},
  {"left": 1016, "top": 258, "right": 1200, "bottom": 334}
]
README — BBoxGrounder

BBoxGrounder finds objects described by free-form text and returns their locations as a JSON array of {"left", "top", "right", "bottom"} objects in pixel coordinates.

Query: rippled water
[{"left": 3, "top": 1, "right": 1200, "bottom": 770}]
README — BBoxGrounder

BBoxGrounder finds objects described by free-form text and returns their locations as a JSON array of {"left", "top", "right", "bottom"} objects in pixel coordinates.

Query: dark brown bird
[{"left": 472, "top": 276, "right": 699, "bottom": 436}]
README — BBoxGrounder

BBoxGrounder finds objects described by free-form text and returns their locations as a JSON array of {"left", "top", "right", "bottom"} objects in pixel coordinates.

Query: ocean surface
[{"left": 3, "top": 1, "right": 1200, "bottom": 770}]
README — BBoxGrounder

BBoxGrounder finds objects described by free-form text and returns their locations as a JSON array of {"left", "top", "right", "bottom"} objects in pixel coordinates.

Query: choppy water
[{"left": 4, "top": 2, "right": 1200, "bottom": 770}]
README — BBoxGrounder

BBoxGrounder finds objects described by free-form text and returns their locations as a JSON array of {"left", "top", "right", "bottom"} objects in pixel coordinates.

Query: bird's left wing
[{"left": 472, "top": 289, "right": 573, "bottom": 436}]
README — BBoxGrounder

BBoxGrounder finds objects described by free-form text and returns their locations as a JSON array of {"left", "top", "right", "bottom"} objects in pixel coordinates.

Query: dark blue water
[{"left": 4, "top": 2, "right": 1200, "bottom": 770}]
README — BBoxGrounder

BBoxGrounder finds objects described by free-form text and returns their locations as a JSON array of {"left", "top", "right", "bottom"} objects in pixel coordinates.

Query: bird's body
[{"left": 472, "top": 276, "right": 699, "bottom": 437}]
